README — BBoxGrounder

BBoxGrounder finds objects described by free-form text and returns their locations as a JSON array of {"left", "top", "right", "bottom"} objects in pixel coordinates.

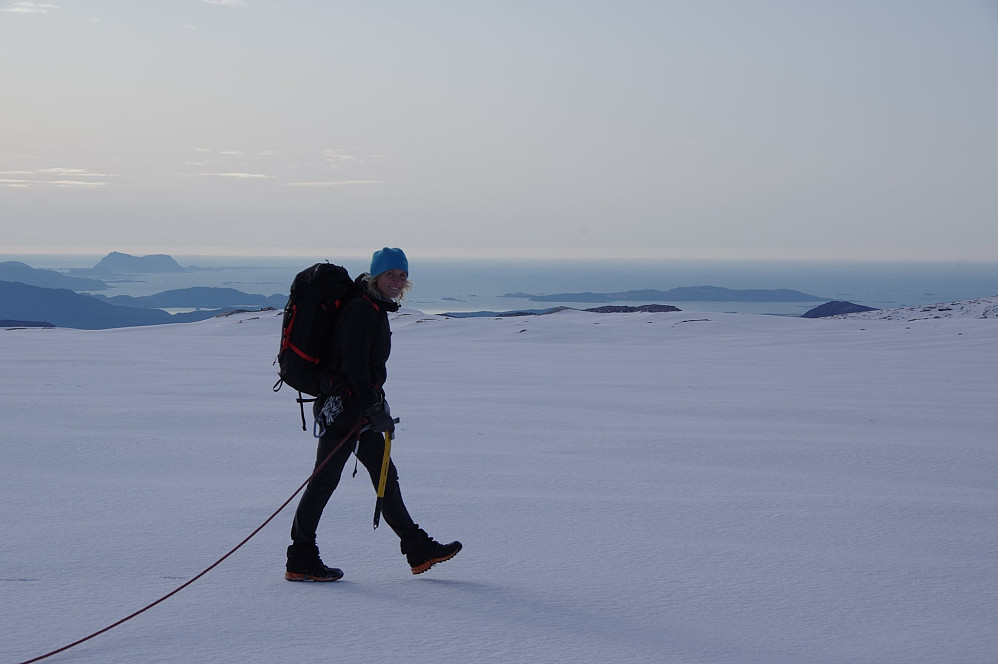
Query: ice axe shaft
[{"left": 372, "top": 418, "right": 399, "bottom": 529}]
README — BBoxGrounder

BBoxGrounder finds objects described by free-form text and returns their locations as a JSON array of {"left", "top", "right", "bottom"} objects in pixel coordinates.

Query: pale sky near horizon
[{"left": 2, "top": 1, "right": 997, "bottom": 261}]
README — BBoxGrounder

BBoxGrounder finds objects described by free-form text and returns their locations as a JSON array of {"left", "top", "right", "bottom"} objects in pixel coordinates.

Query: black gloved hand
[{"left": 362, "top": 404, "right": 396, "bottom": 433}]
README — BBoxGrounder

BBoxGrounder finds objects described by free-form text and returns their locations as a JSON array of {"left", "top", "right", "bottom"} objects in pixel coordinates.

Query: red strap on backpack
[{"left": 281, "top": 304, "right": 321, "bottom": 365}]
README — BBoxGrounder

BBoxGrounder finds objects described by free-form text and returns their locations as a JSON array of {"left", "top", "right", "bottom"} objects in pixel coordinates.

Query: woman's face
[{"left": 374, "top": 269, "right": 408, "bottom": 300}]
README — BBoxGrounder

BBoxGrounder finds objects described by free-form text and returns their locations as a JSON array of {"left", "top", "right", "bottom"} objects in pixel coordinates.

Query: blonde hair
[{"left": 364, "top": 273, "right": 412, "bottom": 303}]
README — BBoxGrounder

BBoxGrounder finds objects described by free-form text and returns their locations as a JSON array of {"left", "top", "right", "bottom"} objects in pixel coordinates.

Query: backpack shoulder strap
[{"left": 360, "top": 293, "right": 382, "bottom": 313}]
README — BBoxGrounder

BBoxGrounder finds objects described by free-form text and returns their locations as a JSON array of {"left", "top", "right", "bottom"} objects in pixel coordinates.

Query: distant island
[
  {"left": 95, "top": 287, "right": 287, "bottom": 310},
  {"left": 0, "top": 254, "right": 288, "bottom": 329},
  {"left": 68, "top": 251, "right": 186, "bottom": 275},
  {"left": 0, "top": 281, "right": 255, "bottom": 329},
  {"left": 502, "top": 286, "right": 825, "bottom": 303},
  {"left": 441, "top": 304, "right": 683, "bottom": 318},
  {"left": 1, "top": 260, "right": 109, "bottom": 291}
]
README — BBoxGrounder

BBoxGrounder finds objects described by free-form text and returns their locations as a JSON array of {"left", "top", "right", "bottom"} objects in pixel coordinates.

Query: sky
[{"left": 2, "top": 0, "right": 997, "bottom": 260}]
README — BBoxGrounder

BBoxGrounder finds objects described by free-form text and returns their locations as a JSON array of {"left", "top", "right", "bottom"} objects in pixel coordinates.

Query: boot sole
[
  {"left": 410, "top": 544, "right": 462, "bottom": 575},
  {"left": 285, "top": 571, "right": 343, "bottom": 582}
]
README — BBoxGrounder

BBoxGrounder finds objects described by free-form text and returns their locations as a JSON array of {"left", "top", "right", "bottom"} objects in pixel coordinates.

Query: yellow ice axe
[{"left": 373, "top": 429, "right": 392, "bottom": 529}]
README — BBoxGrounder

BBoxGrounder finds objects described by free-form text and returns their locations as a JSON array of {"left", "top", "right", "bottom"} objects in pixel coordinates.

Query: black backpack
[{"left": 273, "top": 262, "right": 358, "bottom": 428}]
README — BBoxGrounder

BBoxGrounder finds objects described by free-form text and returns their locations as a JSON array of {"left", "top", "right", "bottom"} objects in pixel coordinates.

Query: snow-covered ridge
[{"left": 831, "top": 294, "right": 998, "bottom": 320}]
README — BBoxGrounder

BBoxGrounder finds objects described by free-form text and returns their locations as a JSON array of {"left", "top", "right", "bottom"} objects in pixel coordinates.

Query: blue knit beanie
[{"left": 370, "top": 247, "right": 408, "bottom": 277}]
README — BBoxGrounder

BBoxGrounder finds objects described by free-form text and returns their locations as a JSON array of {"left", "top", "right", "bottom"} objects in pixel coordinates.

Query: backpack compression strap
[
  {"left": 280, "top": 297, "right": 357, "bottom": 365},
  {"left": 279, "top": 304, "right": 322, "bottom": 365}
]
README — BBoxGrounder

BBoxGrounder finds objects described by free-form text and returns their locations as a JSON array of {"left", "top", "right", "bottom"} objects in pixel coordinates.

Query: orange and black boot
[
  {"left": 285, "top": 543, "right": 344, "bottom": 582},
  {"left": 400, "top": 526, "right": 462, "bottom": 575}
]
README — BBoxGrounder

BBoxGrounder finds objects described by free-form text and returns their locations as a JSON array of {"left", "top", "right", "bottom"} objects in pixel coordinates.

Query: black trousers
[{"left": 291, "top": 425, "right": 416, "bottom": 545}]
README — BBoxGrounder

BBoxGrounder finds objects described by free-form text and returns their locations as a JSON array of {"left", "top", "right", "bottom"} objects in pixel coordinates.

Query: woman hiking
[{"left": 285, "top": 247, "right": 462, "bottom": 581}]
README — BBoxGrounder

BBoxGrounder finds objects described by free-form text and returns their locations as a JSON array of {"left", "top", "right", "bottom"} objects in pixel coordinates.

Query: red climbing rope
[{"left": 17, "top": 422, "right": 361, "bottom": 664}]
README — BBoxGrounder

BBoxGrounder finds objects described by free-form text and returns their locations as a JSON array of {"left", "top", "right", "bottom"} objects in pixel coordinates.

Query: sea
[{"left": 5, "top": 254, "right": 998, "bottom": 317}]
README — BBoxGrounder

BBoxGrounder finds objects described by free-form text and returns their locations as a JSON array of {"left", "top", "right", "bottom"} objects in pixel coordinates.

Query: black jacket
[{"left": 329, "top": 283, "right": 399, "bottom": 413}]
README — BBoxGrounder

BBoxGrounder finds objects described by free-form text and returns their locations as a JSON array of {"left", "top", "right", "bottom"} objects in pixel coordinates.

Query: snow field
[{"left": 1, "top": 308, "right": 996, "bottom": 663}]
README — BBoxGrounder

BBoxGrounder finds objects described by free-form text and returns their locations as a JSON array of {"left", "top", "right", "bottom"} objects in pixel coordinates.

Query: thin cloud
[
  {"left": 49, "top": 180, "right": 111, "bottom": 188},
  {"left": 1, "top": 178, "right": 109, "bottom": 189},
  {"left": 321, "top": 149, "right": 360, "bottom": 165},
  {"left": 286, "top": 180, "right": 387, "bottom": 187},
  {"left": 199, "top": 0, "right": 246, "bottom": 7},
  {"left": 37, "top": 167, "right": 113, "bottom": 177},
  {"left": 0, "top": 1, "right": 59, "bottom": 13},
  {"left": 198, "top": 172, "right": 276, "bottom": 179},
  {"left": 1, "top": 167, "right": 113, "bottom": 188}
]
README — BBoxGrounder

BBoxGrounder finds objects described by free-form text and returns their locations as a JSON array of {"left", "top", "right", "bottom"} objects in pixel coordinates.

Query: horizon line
[{"left": 4, "top": 245, "right": 998, "bottom": 263}]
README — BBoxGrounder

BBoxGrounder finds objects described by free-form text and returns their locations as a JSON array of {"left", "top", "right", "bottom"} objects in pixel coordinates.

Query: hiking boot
[
  {"left": 285, "top": 543, "right": 344, "bottom": 582},
  {"left": 400, "top": 526, "right": 462, "bottom": 575}
]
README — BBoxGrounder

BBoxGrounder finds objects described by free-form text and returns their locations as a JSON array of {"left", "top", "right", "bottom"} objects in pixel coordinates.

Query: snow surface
[
  {"left": 831, "top": 295, "right": 998, "bottom": 321},
  {"left": 2, "top": 302, "right": 997, "bottom": 664}
]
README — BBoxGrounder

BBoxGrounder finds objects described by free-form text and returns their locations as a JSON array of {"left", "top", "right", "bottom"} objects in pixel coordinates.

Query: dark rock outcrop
[
  {"left": 1, "top": 320, "right": 55, "bottom": 328},
  {"left": 584, "top": 304, "right": 681, "bottom": 313},
  {"left": 802, "top": 301, "right": 878, "bottom": 318}
]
